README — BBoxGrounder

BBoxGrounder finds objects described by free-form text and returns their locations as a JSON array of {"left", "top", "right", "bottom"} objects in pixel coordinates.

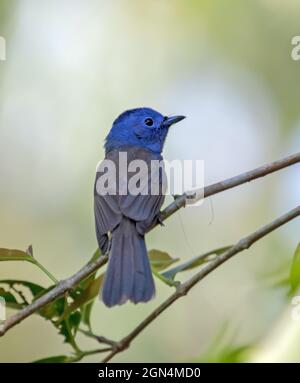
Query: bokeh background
[{"left": 0, "top": 0, "right": 299, "bottom": 362}]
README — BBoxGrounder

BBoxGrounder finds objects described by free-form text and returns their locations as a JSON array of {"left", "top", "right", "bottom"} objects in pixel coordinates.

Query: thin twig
[
  {"left": 78, "top": 328, "right": 117, "bottom": 348},
  {"left": 0, "top": 152, "right": 299, "bottom": 337},
  {"left": 102, "top": 205, "right": 300, "bottom": 362}
]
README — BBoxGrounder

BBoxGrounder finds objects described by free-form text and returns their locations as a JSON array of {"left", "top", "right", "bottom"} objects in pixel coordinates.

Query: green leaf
[
  {"left": 39, "top": 296, "right": 66, "bottom": 320},
  {"left": 289, "top": 243, "right": 300, "bottom": 295},
  {"left": 0, "top": 280, "right": 47, "bottom": 309},
  {"left": 0, "top": 278, "right": 83, "bottom": 349},
  {"left": 149, "top": 250, "right": 179, "bottom": 271},
  {"left": 0, "top": 287, "right": 24, "bottom": 310},
  {"left": 59, "top": 274, "right": 104, "bottom": 322},
  {"left": 82, "top": 301, "right": 94, "bottom": 330},
  {"left": 257, "top": 259, "right": 290, "bottom": 290},
  {"left": 199, "top": 344, "right": 251, "bottom": 363},
  {"left": 48, "top": 249, "right": 104, "bottom": 337},
  {"left": 0, "top": 280, "right": 46, "bottom": 297},
  {"left": 58, "top": 311, "right": 82, "bottom": 345},
  {"left": 33, "top": 286, "right": 67, "bottom": 322},
  {"left": 0, "top": 247, "right": 57, "bottom": 283},
  {"left": 0, "top": 248, "right": 34, "bottom": 263},
  {"left": 33, "top": 355, "right": 71, "bottom": 363},
  {"left": 196, "top": 322, "right": 252, "bottom": 363},
  {"left": 80, "top": 249, "right": 102, "bottom": 290},
  {"left": 73, "top": 248, "right": 103, "bottom": 330},
  {"left": 152, "top": 268, "right": 179, "bottom": 287},
  {"left": 26, "top": 284, "right": 66, "bottom": 321},
  {"left": 162, "top": 246, "right": 232, "bottom": 281}
]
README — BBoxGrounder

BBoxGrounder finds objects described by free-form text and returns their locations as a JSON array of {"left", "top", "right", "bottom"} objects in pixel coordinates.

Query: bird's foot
[
  {"left": 172, "top": 194, "right": 186, "bottom": 208},
  {"left": 156, "top": 213, "right": 165, "bottom": 227}
]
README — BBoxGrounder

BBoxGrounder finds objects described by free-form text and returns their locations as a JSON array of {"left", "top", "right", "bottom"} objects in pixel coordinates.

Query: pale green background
[{"left": 0, "top": 0, "right": 299, "bottom": 362}]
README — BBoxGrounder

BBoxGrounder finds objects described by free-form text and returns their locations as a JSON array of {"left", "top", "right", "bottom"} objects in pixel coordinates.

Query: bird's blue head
[{"left": 104, "top": 107, "right": 185, "bottom": 154}]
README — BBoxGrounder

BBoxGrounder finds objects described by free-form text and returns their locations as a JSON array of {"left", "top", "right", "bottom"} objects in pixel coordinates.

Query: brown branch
[
  {"left": 0, "top": 255, "right": 108, "bottom": 336},
  {"left": 78, "top": 329, "right": 117, "bottom": 348},
  {"left": 0, "top": 152, "right": 299, "bottom": 337},
  {"left": 102, "top": 205, "right": 300, "bottom": 362},
  {"left": 155, "top": 152, "right": 300, "bottom": 227}
]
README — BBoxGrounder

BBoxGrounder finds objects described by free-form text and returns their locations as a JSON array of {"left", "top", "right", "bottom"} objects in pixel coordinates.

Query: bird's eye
[{"left": 144, "top": 118, "right": 154, "bottom": 126}]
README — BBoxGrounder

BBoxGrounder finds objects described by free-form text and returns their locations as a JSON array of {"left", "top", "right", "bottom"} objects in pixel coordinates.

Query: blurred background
[{"left": 0, "top": 0, "right": 299, "bottom": 362}]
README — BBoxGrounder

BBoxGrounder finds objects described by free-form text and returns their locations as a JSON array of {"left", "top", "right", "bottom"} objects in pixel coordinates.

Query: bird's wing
[
  {"left": 94, "top": 187, "right": 122, "bottom": 236},
  {"left": 94, "top": 147, "right": 166, "bottom": 235},
  {"left": 117, "top": 147, "right": 166, "bottom": 223},
  {"left": 94, "top": 149, "right": 123, "bottom": 235}
]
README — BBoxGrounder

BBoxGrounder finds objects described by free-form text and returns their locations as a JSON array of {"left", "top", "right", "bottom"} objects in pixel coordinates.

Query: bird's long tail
[{"left": 101, "top": 218, "right": 155, "bottom": 307}]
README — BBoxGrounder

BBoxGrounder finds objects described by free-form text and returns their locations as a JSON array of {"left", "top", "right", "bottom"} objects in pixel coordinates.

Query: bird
[{"left": 94, "top": 107, "right": 185, "bottom": 307}]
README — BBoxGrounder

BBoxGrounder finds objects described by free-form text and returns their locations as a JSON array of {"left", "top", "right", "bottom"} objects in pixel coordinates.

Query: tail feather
[
  {"left": 120, "top": 234, "right": 134, "bottom": 302},
  {"left": 101, "top": 218, "right": 155, "bottom": 307}
]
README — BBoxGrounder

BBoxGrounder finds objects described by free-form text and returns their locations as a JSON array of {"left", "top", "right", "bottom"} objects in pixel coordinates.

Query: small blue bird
[{"left": 94, "top": 107, "right": 185, "bottom": 307}]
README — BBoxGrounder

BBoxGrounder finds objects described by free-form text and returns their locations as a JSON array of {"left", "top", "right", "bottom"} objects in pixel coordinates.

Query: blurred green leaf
[
  {"left": 198, "top": 344, "right": 251, "bottom": 363},
  {"left": 149, "top": 250, "right": 179, "bottom": 271},
  {"left": 289, "top": 243, "right": 300, "bottom": 296},
  {"left": 80, "top": 249, "right": 102, "bottom": 290},
  {"left": 162, "top": 246, "right": 231, "bottom": 281},
  {"left": 76, "top": 248, "right": 103, "bottom": 330},
  {"left": 0, "top": 267, "right": 96, "bottom": 347},
  {"left": 0, "top": 281, "right": 80, "bottom": 348},
  {"left": 258, "top": 262, "right": 290, "bottom": 289},
  {"left": 82, "top": 301, "right": 94, "bottom": 331},
  {"left": 0, "top": 248, "right": 104, "bottom": 352},
  {"left": 59, "top": 274, "right": 104, "bottom": 322},
  {"left": 151, "top": 268, "right": 179, "bottom": 288},
  {"left": 272, "top": 277, "right": 290, "bottom": 289},
  {"left": 39, "top": 296, "right": 66, "bottom": 321},
  {"left": 33, "top": 355, "right": 71, "bottom": 363},
  {"left": 196, "top": 323, "right": 252, "bottom": 363},
  {"left": 58, "top": 311, "right": 82, "bottom": 344}
]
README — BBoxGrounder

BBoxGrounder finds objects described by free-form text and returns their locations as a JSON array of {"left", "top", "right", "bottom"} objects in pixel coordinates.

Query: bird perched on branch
[{"left": 94, "top": 107, "right": 185, "bottom": 307}]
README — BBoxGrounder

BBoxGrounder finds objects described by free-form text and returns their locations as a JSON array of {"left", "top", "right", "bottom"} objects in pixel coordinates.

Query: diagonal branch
[
  {"left": 0, "top": 152, "right": 299, "bottom": 337},
  {"left": 0, "top": 255, "right": 108, "bottom": 336},
  {"left": 102, "top": 205, "right": 300, "bottom": 362},
  {"left": 78, "top": 328, "right": 117, "bottom": 348},
  {"left": 154, "top": 152, "right": 300, "bottom": 227}
]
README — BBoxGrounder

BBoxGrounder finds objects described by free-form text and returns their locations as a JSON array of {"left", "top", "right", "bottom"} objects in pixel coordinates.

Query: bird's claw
[{"left": 172, "top": 194, "right": 186, "bottom": 208}]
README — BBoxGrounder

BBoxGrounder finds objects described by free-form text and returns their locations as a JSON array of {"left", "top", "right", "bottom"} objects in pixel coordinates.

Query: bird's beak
[{"left": 162, "top": 115, "right": 186, "bottom": 128}]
